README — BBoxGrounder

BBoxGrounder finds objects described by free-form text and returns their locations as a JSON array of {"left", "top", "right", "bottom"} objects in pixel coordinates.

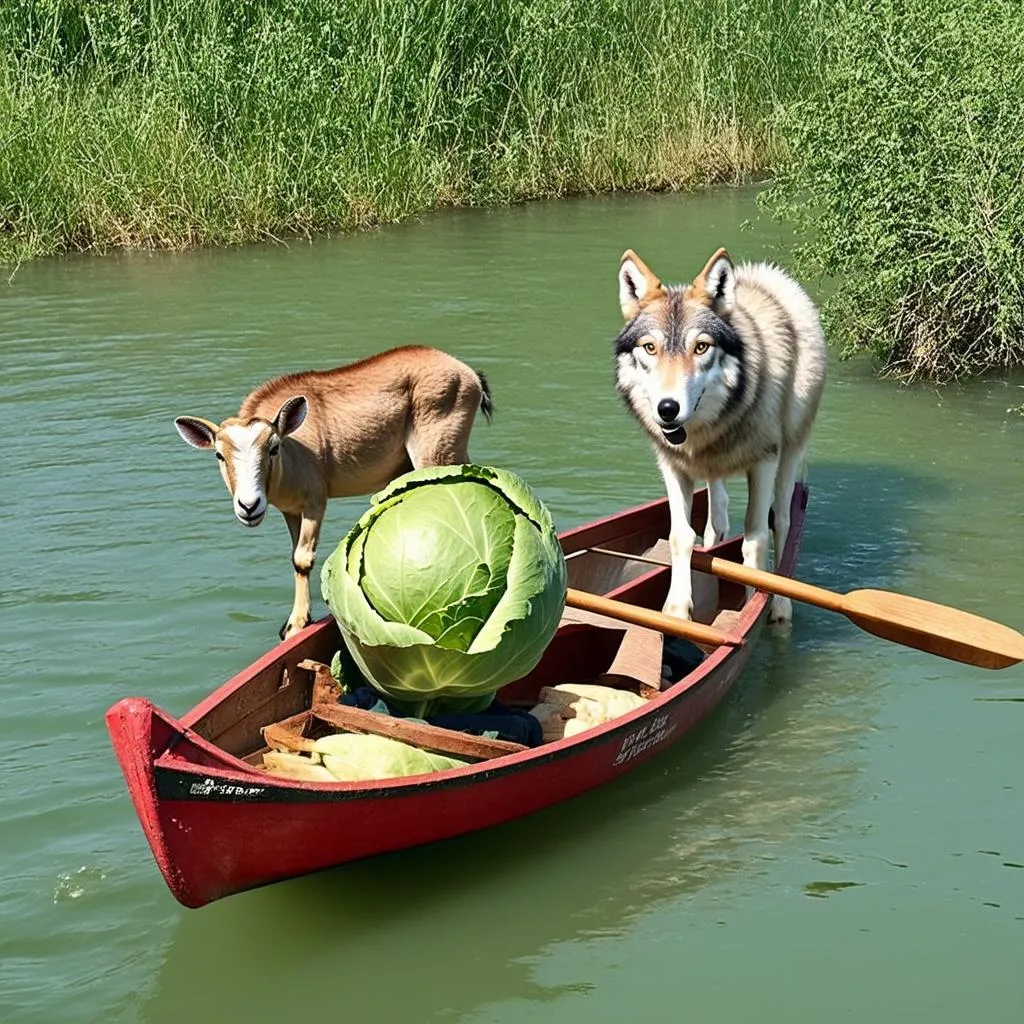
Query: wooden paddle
[
  {"left": 586, "top": 547, "right": 1024, "bottom": 670},
  {"left": 564, "top": 587, "right": 745, "bottom": 649}
]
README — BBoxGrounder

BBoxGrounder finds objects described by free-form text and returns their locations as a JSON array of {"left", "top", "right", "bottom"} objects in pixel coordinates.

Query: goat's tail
[{"left": 475, "top": 369, "right": 494, "bottom": 423}]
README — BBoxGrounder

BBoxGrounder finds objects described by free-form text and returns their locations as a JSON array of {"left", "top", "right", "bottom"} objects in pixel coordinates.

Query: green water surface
[{"left": 2, "top": 187, "right": 1022, "bottom": 1023}]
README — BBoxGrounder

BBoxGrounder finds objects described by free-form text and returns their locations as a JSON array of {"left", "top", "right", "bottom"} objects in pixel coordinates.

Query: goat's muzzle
[{"left": 235, "top": 496, "right": 266, "bottom": 527}]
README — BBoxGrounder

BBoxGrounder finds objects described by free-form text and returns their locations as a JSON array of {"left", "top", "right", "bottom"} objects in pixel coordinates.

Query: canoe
[{"left": 107, "top": 482, "right": 809, "bottom": 908}]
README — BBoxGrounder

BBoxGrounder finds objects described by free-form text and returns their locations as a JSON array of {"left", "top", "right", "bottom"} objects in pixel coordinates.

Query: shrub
[{"left": 761, "top": 0, "right": 1024, "bottom": 382}]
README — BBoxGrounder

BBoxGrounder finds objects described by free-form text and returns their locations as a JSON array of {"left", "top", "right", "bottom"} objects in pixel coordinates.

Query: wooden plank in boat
[{"left": 311, "top": 702, "right": 527, "bottom": 762}]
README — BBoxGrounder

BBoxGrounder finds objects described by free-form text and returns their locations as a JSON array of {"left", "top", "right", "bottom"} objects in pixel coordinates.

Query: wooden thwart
[
  {"left": 279, "top": 659, "right": 529, "bottom": 762},
  {"left": 587, "top": 546, "right": 1024, "bottom": 670},
  {"left": 311, "top": 702, "right": 527, "bottom": 762}
]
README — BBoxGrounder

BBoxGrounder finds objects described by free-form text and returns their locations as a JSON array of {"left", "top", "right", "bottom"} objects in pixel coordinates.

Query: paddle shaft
[
  {"left": 586, "top": 547, "right": 1024, "bottom": 669},
  {"left": 564, "top": 587, "right": 744, "bottom": 648},
  {"left": 588, "top": 547, "right": 843, "bottom": 611}
]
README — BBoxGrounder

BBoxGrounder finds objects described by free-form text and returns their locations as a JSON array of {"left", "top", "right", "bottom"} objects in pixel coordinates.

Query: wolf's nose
[{"left": 657, "top": 398, "right": 680, "bottom": 422}]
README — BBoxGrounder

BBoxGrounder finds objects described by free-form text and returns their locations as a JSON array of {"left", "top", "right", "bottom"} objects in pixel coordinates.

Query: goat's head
[{"left": 174, "top": 396, "right": 308, "bottom": 528}]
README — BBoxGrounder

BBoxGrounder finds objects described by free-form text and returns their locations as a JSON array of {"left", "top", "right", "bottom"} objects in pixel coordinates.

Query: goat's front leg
[
  {"left": 658, "top": 454, "right": 696, "bottom": 621},
  {"left": 280, "top": 507, "right": 324, "bottom": 640}
]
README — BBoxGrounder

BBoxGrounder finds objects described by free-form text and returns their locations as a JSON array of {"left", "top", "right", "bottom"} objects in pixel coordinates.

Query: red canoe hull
[{"left": 107, "top": 485, "right": 808, "bottom": 908}]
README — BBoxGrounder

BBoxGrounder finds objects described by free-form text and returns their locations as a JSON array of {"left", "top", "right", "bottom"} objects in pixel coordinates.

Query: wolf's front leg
[
  {"left": 742, "top": 458, "right": 778, "bottom": 576},
  {"left": 658, "top": 455, "right": 696, "bottom": 621},
  {"left": 766, "top": 444, "right": 804, "bottom": 625},
  {"left": 703, "top": 478, "right": 730, "bottom": 547}
]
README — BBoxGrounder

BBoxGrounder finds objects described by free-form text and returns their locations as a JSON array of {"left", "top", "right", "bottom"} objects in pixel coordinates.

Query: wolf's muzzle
[
  {"left": 655, "top": 397, "right": 688, "bottom": 442},
  {"left": 656, "top": 397, "right": 687, "bottom": 444}
]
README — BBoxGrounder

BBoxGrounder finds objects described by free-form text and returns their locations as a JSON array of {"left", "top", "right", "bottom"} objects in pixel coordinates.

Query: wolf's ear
[
  {"left": 619, "top": 250, "right": 664, "bottom": 321},
  {"left": 693, "top": 248, "right": 735, "bottom": 316}
]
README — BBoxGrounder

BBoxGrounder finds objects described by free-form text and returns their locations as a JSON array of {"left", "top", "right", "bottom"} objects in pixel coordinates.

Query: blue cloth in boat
[
  {"left": 338, "top": 687, "right": 544, "bottom": 748},
  {"left": 661, "top": 636, "right": 706, "bottom": 680},
  {"left": 428, "top": 705, "right": 543, "bottom": 748}
]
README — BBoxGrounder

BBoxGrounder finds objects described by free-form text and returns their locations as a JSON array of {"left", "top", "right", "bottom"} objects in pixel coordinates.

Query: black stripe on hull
[{"left": 151, "top": 668, "right": 725, "bottom": 805}]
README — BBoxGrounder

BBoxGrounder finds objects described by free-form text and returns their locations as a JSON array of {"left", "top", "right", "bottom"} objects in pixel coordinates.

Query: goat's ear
[
  {"left": 273, "top": 396, "right": 307, "bottom": 437},
  {"left": 175, "top": 416, "right": 219, "bottom": 449},
  {"left": 619, "top": 250, "right": 664, "bottom": 321},
  {"left": 693, "top": 248, "right": 736, "bottom": 316}
]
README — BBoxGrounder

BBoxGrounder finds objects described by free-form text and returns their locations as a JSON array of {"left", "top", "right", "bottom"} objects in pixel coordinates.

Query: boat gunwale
[
  {"left": 151, "top": 608, "right": 753, "bottom": 801},
  {"left": 151, "top": 578, "right": 754, "bottom": 798},
  {"left": 142, "top": 484, "right": 806, "bottom": 802},
  {"left": 175, "top": 492, "right": 675, "bottom": 733}
]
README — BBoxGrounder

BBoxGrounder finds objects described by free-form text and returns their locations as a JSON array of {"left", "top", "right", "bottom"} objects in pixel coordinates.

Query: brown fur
[{"left": 175, "top": 345, "right": 491, "bottom": 639}]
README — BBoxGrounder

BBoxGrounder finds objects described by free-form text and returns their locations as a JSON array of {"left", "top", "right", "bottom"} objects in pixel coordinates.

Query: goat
[{"left": 174, "top": 345, "right": 493, "bottom": 639}]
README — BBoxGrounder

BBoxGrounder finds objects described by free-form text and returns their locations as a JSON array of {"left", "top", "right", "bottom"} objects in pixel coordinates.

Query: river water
[{"left": 2, "top": 187, "right": 1022, "bottom": 1023}]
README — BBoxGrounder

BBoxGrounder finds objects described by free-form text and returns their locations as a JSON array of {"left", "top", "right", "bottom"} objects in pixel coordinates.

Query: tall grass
[
  {"left": 762, "top": 0, "right": 1024, "bottom": 382},
  {"left": 0, "top": 0, "right": 828, "bottom": 264}
]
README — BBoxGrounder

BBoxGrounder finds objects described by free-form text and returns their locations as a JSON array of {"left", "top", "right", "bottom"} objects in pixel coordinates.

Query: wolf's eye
[
  {"left": 694, "top": 340, "right": 711, "bottom": 355},
  {"left": 642, "top": 341, "right": 658, "bottom": 355}
]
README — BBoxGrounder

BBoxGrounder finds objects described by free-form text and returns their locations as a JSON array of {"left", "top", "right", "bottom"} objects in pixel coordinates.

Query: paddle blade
[{"left": 843, "top": 590, "right": 1024, "bottom": 670}]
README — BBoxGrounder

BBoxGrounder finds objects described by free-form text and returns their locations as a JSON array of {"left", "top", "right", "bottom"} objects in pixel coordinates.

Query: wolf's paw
[
  {"left": 663, "top": 597, "right": 694, "bottom": 622},
  {"left": 702, "top": 524, "right": 725, "bottom": 548},
  {"left": 767, "top": 595, "right": 792, "bottom": 627}
]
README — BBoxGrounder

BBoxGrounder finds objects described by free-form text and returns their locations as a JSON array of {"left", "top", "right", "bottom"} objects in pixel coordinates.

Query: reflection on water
[
  {"left": 2, "top": 188, "right": 1023, "bottom": 1024},
  {"left": 145, "top": 647, "right": 873, "bottom": 1023}
]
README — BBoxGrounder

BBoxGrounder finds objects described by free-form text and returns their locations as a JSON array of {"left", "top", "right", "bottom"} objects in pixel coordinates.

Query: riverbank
[
  {"left": 3, "top": 1, "right": 1022, "bottom": 381},
  {"left": 0, "top": 0, "right": 820, "bottom": 264}
]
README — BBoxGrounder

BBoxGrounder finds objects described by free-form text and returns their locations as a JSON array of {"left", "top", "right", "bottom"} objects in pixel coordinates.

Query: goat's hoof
[{"left": 280, "top": 616, "right": 310, "bottom": 641}]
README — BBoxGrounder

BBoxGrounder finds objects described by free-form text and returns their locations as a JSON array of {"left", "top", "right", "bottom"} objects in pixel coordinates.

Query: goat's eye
[
  {"left": 268, "top": 443, "right": 280, "bottom": 459},
  {"left": 215, "top": 451, "right": 225, "bottom": 462},
  {"left": 694, "top": 340, "right": 711, "bottom": 355},
  {"left": 642, "top": 341, "right": 658, "bottom": 355}
]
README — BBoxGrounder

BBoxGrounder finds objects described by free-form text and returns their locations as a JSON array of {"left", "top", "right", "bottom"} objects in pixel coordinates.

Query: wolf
[{"left": 613, "top": 247, "right": 827, "bottom": 625}]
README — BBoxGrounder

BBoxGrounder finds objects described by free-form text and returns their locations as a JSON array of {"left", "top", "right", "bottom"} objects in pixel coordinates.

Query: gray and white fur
[{"left": 614, "top": 247, "right": 827, "bottom": 624}]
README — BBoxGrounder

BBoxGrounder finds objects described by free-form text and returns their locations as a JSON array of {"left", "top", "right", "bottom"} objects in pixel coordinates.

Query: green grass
[
  {"left": 6, "top": 1, "right": 1023, "bottom": 382},
  {"left": 761, "top": 0, "right": 1024, "bottom": 382},
  {"left": 0, "top": 0, "right": 825, "bottom": 263}
]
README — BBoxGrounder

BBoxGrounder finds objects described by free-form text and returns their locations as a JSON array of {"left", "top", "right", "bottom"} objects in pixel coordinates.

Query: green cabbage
[{"left": 320, "top": 464, "right": 567, "bottom": 716}]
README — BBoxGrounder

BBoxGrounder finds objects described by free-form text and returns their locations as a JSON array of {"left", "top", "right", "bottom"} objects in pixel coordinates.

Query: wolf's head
[{"left": 614, "top": 248, "right": 744, "bottom": 446}]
